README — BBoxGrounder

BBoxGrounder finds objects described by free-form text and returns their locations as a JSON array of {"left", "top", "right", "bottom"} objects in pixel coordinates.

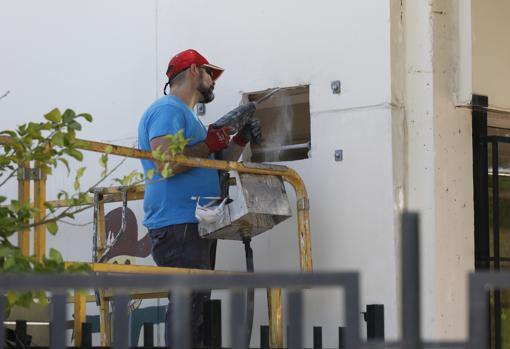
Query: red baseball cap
[{"left": 166, "top": 49, "right": 224, "bottom": 81}]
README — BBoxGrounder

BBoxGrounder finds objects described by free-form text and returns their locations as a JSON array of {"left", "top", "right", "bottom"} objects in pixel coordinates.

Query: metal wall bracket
[
  {"left": 196, "top": 103, "right": 206, "bottom": 116},
  {"left": 17, "top": 167, "right": 44, "bottom": 181},
  {"left": 331, "top": 80, "right": 341, "bottom": 94},
  {"left": 335, "top": 149, "right": 343, "bottom": 161}
]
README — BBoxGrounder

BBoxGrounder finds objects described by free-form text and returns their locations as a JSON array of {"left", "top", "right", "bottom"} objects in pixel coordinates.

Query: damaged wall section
[{"left": 243, "top": 85, "right": 310, "bottom": 162}]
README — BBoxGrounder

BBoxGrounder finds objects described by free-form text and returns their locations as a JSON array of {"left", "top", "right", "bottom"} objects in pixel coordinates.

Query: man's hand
[
  {"left": 204, "top": 125, "right": 231, "bottom": 153},
  {"left": 233, "top": 119, "right": 262, "bottom": 147}
]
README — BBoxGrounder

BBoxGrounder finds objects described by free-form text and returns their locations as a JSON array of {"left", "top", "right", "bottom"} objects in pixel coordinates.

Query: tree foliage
[{"left": 0, "top": 107, "right": 189, "bottom": 315}]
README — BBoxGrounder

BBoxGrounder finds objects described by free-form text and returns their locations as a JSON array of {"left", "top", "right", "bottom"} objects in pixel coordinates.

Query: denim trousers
[{"left": 148, "top": 223, "right": 215, "bottom": 347}]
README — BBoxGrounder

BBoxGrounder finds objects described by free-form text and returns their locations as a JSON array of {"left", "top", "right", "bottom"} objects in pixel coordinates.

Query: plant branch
[
  {"left": 22, "top": 204, "right": 92, "bottom": 230},
  {"left": 0, "top": 169, "right": 16, "bottom": 187},
  {"left": 89, "top": 156, "right": 127, "bottom": 190},
  {"left": 59, "top": 220, "right": 93, "bottom": 227},
  {"left": 0, "top": 90, "right": 10, "bottom": 100}
]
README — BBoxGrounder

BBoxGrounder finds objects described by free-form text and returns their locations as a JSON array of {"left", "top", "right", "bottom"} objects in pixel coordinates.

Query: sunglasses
[{"left": 201, "top": 66, "right": 214, "bottom": 78}]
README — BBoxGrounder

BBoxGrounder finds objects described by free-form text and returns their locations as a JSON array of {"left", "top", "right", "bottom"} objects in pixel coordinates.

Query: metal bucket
[{"left": 198, "top": 171, "right": 292, "bottom": 240}]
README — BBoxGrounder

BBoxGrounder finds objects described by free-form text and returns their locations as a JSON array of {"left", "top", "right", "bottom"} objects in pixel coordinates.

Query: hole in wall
[{"left": 242, "top": 85, "right": 310, "bottom": 162}]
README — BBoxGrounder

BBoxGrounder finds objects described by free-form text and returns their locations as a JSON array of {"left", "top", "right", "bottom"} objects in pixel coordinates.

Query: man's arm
[
  {"left": 150, "top": 136, "right": 209, "bottom": 174},
  {"left": 150, "top": 125, "right": 231, "bottom": 175}
]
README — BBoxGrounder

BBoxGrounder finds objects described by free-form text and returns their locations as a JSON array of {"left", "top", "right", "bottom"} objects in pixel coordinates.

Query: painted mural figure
[{"left": 137, "top": 49, "right": 261, "bottom": 347}]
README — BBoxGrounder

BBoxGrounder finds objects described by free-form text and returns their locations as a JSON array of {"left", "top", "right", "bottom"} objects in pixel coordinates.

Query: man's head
[{"left": 164, "top": 49, "right": 224, "bottom": 104}]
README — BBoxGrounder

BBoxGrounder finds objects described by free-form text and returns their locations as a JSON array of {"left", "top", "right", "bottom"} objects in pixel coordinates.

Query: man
[{"left": 137, "top": 49, "right": 261, "bottom": 347}]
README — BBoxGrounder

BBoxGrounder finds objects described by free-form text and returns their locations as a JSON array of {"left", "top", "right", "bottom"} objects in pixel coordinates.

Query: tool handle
[{"left": 211, "top": 102, "right": 256, "bottom": 129}]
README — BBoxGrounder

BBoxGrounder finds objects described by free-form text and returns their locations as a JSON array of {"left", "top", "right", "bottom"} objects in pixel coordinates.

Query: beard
[{"left": 197, "top": 82, "right": 215, "bottom": 103}]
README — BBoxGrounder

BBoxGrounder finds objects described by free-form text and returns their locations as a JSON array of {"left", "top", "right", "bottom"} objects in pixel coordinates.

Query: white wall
[{"left": 0, "top": 1, "right": 398, "bottom": 346}]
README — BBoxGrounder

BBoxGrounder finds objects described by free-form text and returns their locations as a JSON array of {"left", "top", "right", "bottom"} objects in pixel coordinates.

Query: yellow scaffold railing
[{"left": 0, "top": 135, "right": 313, "bottom": 348}]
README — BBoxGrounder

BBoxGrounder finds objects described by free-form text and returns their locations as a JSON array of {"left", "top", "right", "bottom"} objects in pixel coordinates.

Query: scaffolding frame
[{"left": 0, "top": 136, "right": 313, "bottom": 348}]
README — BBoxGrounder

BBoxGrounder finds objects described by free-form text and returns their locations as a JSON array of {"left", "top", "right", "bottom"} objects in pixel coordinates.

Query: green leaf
[
  {"left": 51, "top": 132, "right": 65, "bottom": 146},
  {"left": 62, "top": 109, "right": 76, "bottom": 122},
  {"left": 58, "top": 157, "right": 70, "bottom": 173},
  {"left": 147, "top": 169, "right": 154, "bottom": 180},
  {"left": 77, "top": 113, "right": 93, "bottom": 122},
  {"left": 105, "top": 145, "right": 113, "bottom": 154},
  {"left": 47, "top": 221, "right": 58, "bottom": 235},
  {"left": 64, "top": 148, "right": 83, "bottom": 161},
  {"left": 7, "top": 291, "right": 17, "bottom": 305},
  {"left": 74, "top": 167, "right": 86, "bottom": 191},
  {"left": 3, "top": 255, "right": 15, "bottom": 269},
  {"left": 44, "top": 201, "right": 56, "bottom": 213},
  {"left": 34, "top": 291, "right": 48, "bottom": 305},
  {"left": 76, "top": 167, "right": 86, "bottom": 179},
  {"left": 57, "top": 190, "right": 69, "bottom": 201},
  {"left": 49, "top": 248, "right": 63, "bottom": 263},
  {"left": 151, "top": 149, "right": 163, "bottom": 161},
  {"left": 44, "top": 108, "right": 62, "bottom": 123},
  {"left": 161, "top": 163, "right": 173, "bottom": 178},
  {"left": 0, "top": 130, "right": 17, "bottom": 137},
  {"left": 16, "top": 292, "right": 33, "bottom": 308},
  {"left": 0, "top": 196, "right": 6, "bottom": 204},
  {"left": 99, "top": 154, "right": 108, "bottom": 177},
  {"left": 0, "top": 246, "right": 14, "bottom": 258},
  {"left": 68, "top": 121, "right": 82, "bottom": 131}
]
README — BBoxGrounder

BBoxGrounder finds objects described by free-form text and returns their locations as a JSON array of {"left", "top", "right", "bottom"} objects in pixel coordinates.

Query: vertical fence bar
[
  {"left": 401, "top": 212, "right": 421, "bottom": 349},
  {"left": 113, "top": 294, "right": 129, "bottom": 349},
  {"left": 472, "top": 94, "right": 490, "bottom": 271},
  {"left": 469, "top": 275, "right": 488, "bottom": 349},
  {"left": 0, "top": 295, "right": 4, "bottom": 349},
  {"left": 313, "top": 326, "right": 322, "bottom": 348},
  {"left": 143, "top": 323, "right": 154, "bottom": 347},
  {"left": 260, "top": 325, "right": 270, "bottom": 348},
  {"left": 33, "top": 165, "right": 46, "bottom": 262},
  {"left": 204, "top": 299, "right": 222, "bottom": 349},
  {"left": 171, "top": 289, "right": 191, "bottom": 349},
  {"left": 82, "top": 322, "right": 92, "bottom": 347},
  {"left": 491, "top": 140, "right": 502, "bottom": 349},
  {"left": 17, "top": 164, "right": 30, "bottom": 256},
  {"left": 231, "top": 290, "right": 247, "bottom": 349},
  {"left": 267, "top": 288, "right": 283, "bottom": 348},
  {"left": 338, "top": 327, "right": 345, "bottom": 349},
  {"left": 343, "top": 273, "right": 360, "bottom": 349},
  {"left": 74, "top": 291, "right": 87, "bottom": 346},
  {"left": 287, "top": 290, "right": 303, "bottom": 349},
  {"left": 50, "top": 293, "right": 67, "bottom": 349},
  {"left": 15, "top": 321, "right": 28, "bottom": 346},
  {"left": 366, "top": 304, "right": 385, "bottom": 340}
]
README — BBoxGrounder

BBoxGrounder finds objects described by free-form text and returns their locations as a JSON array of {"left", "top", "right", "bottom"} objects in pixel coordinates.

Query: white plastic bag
[{"left": 195, "top": 197, "right": 228, "bottom": 224}]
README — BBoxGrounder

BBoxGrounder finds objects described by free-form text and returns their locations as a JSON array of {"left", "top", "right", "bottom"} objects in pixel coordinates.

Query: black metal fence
[{"left": 0, "top": 212, "right": 507, "bottom": 349}]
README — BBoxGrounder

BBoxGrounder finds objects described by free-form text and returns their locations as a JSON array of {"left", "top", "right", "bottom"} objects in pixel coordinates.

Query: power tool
[{"left": 211, "top": 88, "right": 281, "bottom": 135}]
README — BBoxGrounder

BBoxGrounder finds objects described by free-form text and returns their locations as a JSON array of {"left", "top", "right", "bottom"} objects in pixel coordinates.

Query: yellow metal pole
[
  {"left": 17, "top": 163, "right": 30, "bottom": 256},
  {"left": 33, "top": 165, "right": 46, "bottom": 262},
  {"left": 267, "top": 288, "right": 283, "bottom": 348},
  {"left": 95, "top": 196, "right": 111, "bottom": 346},
  {"left": 73, "top": 292, "right": 87, "bottom": 346}
]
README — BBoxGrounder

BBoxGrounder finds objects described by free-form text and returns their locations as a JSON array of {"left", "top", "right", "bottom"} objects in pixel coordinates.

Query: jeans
[{"left": 148, "top": 223, "right": 215, "bottom": 347}]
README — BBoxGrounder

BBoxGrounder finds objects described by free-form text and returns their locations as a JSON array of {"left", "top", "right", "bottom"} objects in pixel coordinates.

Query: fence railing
[{"left": 0, "top": 212, "right": 507, "bottom": 349}]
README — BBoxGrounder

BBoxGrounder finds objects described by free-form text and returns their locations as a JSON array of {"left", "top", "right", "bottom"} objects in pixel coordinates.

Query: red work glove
[
  {"left": 204, "top": 125, "right": 231, "bottom": 153},
  {"left": 233, "top": 119, "right": 262, "bottom": 146}
]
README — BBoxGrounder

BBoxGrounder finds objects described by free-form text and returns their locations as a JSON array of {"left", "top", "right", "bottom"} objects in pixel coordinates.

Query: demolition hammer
[{"left": 211, "top": 88, "right": 282, "bottom": 135}]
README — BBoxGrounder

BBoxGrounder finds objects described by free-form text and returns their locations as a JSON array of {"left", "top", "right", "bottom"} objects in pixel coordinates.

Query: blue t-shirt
[{"left": 138, "top": 95, "right": 220, "bottom": 229}]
